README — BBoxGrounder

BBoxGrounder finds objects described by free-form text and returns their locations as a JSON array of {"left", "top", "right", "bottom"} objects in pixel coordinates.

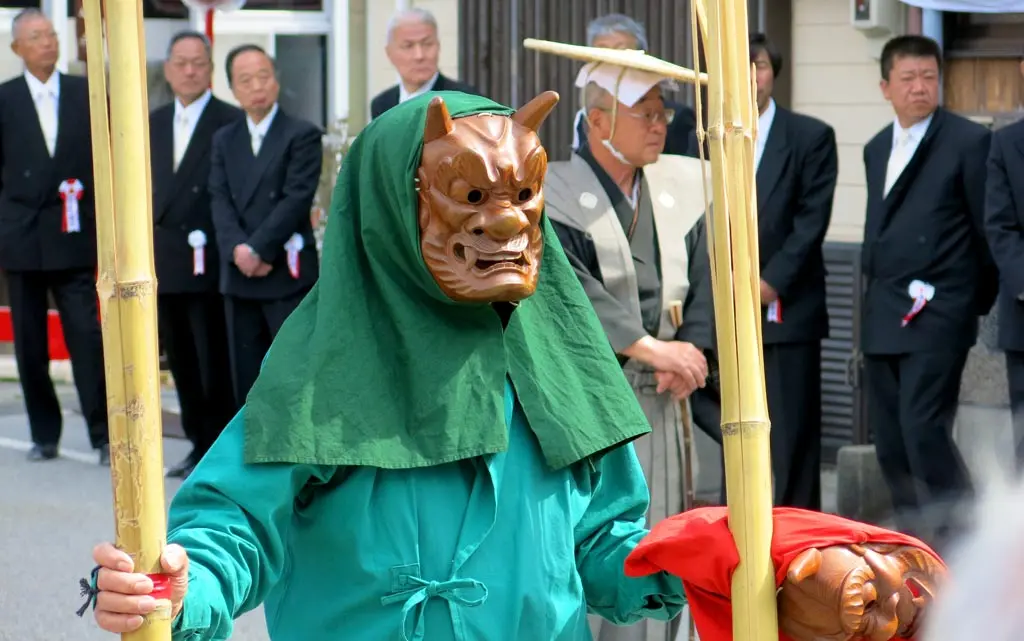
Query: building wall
[{"left": 790, "top": 0, "right": 897, "bottom": 243}]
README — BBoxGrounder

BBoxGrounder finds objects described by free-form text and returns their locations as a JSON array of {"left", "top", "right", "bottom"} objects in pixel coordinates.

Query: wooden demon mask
[
  {"left": 417, "top": 92, "right": 559, "bottom": 303},
  {"left": 778, "top": 543, "right": 946, "bottom": 641}
]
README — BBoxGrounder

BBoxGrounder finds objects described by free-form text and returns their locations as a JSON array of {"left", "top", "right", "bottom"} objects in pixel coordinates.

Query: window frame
[
  {"left": 187, "top": 0, "right": 349, "bottom": 123},
  {"left": 944, "top": 11, "right": 1024, "bottom": 59}
]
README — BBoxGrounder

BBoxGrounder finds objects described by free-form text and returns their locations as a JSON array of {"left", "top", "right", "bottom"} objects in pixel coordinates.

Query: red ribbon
[
  {"left": 146, "top": 573, "right": 174, "bottom": 601},
  {"left": 901, "top": 295, "right": 928, "bottom": 327}
]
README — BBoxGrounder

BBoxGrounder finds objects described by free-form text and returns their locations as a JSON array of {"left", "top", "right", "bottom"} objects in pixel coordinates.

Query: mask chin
[{"left": 425, "top": 250, "right": 541, "bottom": 304}]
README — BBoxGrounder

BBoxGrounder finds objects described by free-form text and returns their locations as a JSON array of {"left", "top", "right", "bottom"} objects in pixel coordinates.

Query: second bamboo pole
[
  {"left": 85, "top": 0, "right": 171, "bottom": 639},
  {"left": 697, "top": 1, "right": 778, "bottom": 639}
]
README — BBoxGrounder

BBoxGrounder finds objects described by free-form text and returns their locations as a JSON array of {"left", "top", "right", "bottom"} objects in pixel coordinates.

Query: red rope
[{"left": 204, "top": 8, "right": 215, "bottom": 46}]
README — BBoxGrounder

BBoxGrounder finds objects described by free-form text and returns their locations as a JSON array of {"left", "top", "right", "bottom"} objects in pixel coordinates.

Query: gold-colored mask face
[
  {"left": 417, "top": 91, "right": 559, "bottom": 303},
  {"left": 778, "top": 543, "right": 945, "bottom": 641}
]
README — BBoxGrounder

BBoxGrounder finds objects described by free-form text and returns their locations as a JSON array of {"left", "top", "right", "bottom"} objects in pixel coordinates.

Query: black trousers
[
  {"left": 224, "top": 290, "right": 308, "bottom": 405},
  {"left": 864, "top": 350, "right": 972, "bottom": 547},
  {"left": 6, "top": 269, "right": 107, "bottom": 448},
  {"left": 764, "top": 341, "right": 823, "bottom": 510},
  {"left": 158, "top": 292, "right": 238, "bottom": 456},
  {"left": 1006, "top": 350, "right": 1024, "bottom": 474}
]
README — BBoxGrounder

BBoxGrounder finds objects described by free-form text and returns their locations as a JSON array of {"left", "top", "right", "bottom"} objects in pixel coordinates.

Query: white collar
[
  {"left": 24, "top": 69, "right": 59, "bottom": 99},
  {"left": 759, "top": 98, "right": 777, "bottom": 135},
  {"left": 174, "top": 89, "right": 212, "bottom": 122},
  {"left": 892, "top": 112, "right": 934, "bottom": 147},
  {"left": 399, "top": 72, "right": 440, "bottom": 103},
  {"left": 247, "top": 102, "right": 279, "bottom": 138}
]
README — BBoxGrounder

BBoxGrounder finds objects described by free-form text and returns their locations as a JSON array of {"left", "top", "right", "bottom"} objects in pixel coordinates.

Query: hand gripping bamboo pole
[
  {"left": 83, "top": 1, "right": 171, "bottom": 639},
  {"left": 692, "top": 1, "right": 778, "bottom": 640}
]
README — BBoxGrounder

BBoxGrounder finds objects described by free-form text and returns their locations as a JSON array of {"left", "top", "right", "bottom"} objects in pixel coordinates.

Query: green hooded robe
[{"left": 166, "top": 92, "right": 686, "bottom": 641}]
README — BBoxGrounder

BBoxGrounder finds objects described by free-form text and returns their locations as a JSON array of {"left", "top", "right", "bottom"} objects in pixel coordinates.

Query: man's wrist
[{"left": 622, "top": 335, "right": 661, "bottom": 367}]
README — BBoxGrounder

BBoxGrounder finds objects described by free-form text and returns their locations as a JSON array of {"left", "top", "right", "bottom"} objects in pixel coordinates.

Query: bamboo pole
[
  {"left": 522, "top": 38, "right": 709, "bottom": 85},
  {"left": 84, "top": 1, "right": 171, "bottom": 639},
  {"left": 692, "top": 1, "right": 778, "bottom": 640}
]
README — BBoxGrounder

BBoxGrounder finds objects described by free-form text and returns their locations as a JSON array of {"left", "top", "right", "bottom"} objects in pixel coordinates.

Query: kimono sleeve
[
  {"left": 167, "top": 412, "right": 338, "bottom": 640},
  {"left": 574, "top": 443, "right": 687, "bottom": 624}
]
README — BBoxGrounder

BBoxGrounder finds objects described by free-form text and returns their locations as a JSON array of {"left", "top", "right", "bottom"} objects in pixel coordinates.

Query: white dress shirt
[
  {"left": 754, "top": 98, "right": 777, "bottom": 172},
  {"left": 25, "top": 70, "right": 59, "bottom": 157},
  {"left": 173, "top": 89, "right": 213, "bottom": 171},
  {"left": 247, "top": 102, "right": 279, "bottom": 156},
  {"left": 399, "top": 72, "right": 440, "bottom": 104},
  {"left": 884, "top": 113, "right": 933, "bottom": 197}
]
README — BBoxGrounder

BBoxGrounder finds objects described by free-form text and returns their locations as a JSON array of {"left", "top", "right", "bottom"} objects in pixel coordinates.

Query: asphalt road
[{"left": 0, "top": 382, "right": 269, "bottom": 641}]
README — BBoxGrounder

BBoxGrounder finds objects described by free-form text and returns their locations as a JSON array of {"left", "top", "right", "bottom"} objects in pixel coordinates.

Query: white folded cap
[{"left": 575, "top": 61, "right": 671, "bottom": 108}]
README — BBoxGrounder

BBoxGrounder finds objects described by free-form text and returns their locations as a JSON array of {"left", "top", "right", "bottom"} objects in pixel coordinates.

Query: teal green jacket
[{"left": 168, "top": 381, "right": 686, "bottom": 640}]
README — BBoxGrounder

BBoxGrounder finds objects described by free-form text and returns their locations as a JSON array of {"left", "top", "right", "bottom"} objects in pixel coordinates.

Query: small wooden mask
[
  {"left": 778, "top": 543, "right": 946, "bottom": 641},
  {"left": 417, "top": 91, "right": 559, "bottom": 303}
]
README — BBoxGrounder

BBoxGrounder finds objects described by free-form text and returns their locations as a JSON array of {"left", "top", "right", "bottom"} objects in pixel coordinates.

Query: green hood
[{"left": 243, "top": 91, "right": 650, "bottom": 470}]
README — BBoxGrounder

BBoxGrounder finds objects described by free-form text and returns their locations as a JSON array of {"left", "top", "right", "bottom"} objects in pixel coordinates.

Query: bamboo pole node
[{"left": 692, "top": 1, "right": 778, "bottom": 640}]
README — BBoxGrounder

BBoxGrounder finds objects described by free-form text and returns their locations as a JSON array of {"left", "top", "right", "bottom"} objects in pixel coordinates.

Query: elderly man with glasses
[
  {"left": 571, "top": 13, "right": 698, "bottom": 157},
  {"left": 546, "top": 45, "right": 718, "bottom": 641}
]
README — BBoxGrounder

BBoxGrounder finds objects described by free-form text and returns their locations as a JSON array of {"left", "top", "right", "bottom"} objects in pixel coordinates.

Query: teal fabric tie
[{"left": 380, "top": 576, "right": 488, "bottom": 640}]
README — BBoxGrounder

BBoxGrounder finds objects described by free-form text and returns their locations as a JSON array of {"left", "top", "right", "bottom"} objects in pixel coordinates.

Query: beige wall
[
  {"left": 791, "top": 0, "right": 899, "bottom": 243},
  {"left": 364, "top": 0, "right": 461, "bottom": 108}
]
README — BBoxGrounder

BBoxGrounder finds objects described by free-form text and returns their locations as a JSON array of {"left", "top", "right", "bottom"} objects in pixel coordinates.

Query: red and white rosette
[
  {"left": 902, "top": 279, "right": 935, "bottom": 327},
  {"left": 767, "top": 299, "right": 783, "bottom": 323},
  {"left": 58, "top": 178, "right": 84, "bottom": 233},
  {"left": 284, "top": 233, "right": 303, "bottom": 279},
  {"left": 188, "top": 230, "right": 207, "bottom": 275}
]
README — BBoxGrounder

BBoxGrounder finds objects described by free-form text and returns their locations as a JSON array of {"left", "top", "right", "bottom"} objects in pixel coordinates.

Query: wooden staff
[
  {"left": 691, "top": 1, "right": 778, "bottom": 640},
  {"left": 83, "top": 1, "right": 172, "bottom": 639},
  {"left": 668, "top": 302, "right": 697, "bottom": 641},
  {"left": 668, "top": 300, "right": 697, "bottom": 513}
]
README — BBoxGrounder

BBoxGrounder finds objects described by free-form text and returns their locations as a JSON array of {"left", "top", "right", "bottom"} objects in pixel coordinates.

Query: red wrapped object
[{"left": 624, "top": 507, "right": 944, "bottom": 641}]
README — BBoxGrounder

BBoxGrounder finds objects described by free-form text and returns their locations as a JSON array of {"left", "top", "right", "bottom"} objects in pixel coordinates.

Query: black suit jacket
[
  {"left": 984, "top": 118, "right": 1024, "bottom": 352},
  {"left": 0, "top": 73, "right": 96, "bottom": 271},
  {"left": 757, "top": 106, "right": 837, "bottom": 344},
  {"left": 861, "top": 108, "right": 997, "bottom": 355},
  {"left": 369, "top": 73, "right": 479, "bottom": 120},
  {"left": 209, "top": 108, "right": 322, "bottom": 300},
  {"left": 151, "top": 97, "right": 243, "bottom": 294}
]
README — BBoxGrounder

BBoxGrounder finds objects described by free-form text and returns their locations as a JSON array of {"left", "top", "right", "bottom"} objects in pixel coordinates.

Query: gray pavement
[{"left": 0, "top": 382, "right": 268, "bottom": 641}]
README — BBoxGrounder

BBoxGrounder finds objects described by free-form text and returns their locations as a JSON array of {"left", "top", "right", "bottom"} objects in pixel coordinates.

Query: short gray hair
[
  {"left": 583, "top": 82, "right": 612, "bottom": 113},
  {"left": 386, "top": 8, "right": 437, "bottom": 43},
  {"left": 586, "top": 14, "right": 649, "bottom": 51},
  {"left": 166, "top": 30, "right": 212, "bottom": 61},
  {"left": 11, "top": 8, "right": 48, "bottom": 40}
]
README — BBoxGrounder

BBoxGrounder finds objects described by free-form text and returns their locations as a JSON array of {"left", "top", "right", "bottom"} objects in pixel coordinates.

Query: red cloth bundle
[{"left": 624, "top": 507, "right": 942, "bottom": 641}]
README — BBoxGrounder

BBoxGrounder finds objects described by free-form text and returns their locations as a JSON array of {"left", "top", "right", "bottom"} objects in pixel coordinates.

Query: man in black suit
[
  {"left": 369, "top": 8, "right": 478, "bottom": 120},
  {"left": 210, "top": 44, "right": 322, "bottom": 404},
  {"left": 0, "top": 9, "right": 108, "bottom": 465},
  {"left": 984, "top": 93, "right": 1024, "bottom": 474},
  {"left": 862, "top": 36, "right": 997, "bottom": 549},
  {"left": 749, "top": 33, "right": 837, "bottom": 511},
  {"left": 151, "top": 31, "right": 243, "bottom": 479},
  {"left": 573, "top": 14, "right": 698, "bottom": 158}
]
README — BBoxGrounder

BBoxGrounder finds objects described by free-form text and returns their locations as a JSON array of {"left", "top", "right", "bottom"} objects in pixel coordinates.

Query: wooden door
[{"left": 944, "top": 58, "right": 1024, "bottom": 119}]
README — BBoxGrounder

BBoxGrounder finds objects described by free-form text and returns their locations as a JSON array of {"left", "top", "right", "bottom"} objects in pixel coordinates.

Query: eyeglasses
[
  {"left": 624, "top": 108, "right": 675, "bottom": 126},
  {"left": 599, "top": 107, "right": 675, "bottom": 126}
]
